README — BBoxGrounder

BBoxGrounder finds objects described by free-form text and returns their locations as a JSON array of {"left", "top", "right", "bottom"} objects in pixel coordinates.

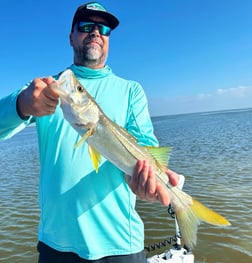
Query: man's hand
[
  {"left": 126, "top": 160, "right": 180, "bottom": 206},
  {"left": 17, "top": 77, "right": 59, "bottom": 118}
]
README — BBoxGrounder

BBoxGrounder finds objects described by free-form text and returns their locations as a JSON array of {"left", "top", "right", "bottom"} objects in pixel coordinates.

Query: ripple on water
[{"left": 1, "top": 111, "right": 252, "bottom": 262}]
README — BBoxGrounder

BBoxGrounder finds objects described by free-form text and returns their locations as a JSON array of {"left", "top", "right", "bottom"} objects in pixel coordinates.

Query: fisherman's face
[{"left": 70, "top": 16, "right": 110, "bottom": 68}]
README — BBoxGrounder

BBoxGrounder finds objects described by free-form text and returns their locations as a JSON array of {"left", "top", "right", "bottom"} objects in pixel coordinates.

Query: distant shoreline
[{"left": 151, "top": 107, "right": 252, "bottom": 119}]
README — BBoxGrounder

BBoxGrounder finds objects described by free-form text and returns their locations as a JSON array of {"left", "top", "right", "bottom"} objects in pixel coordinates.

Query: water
[
  {"left": 0, "top": 127, "right": 40, "bottom": 262},
  {"left": 1, "top": 109, "right": 252, "bottom": 262}
]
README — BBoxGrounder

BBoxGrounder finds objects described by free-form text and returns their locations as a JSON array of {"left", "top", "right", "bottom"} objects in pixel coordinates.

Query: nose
[{"left": 90, "top": 25, "right": 100, "bottom": 36}]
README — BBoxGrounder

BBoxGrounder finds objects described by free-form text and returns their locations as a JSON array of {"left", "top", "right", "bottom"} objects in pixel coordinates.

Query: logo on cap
[{"left": 86, "top": 3, "right": 106, "bottom": 12}]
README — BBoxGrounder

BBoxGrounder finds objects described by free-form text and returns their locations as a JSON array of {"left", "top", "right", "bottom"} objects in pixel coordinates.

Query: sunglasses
[{"left": 77, "top": 21, "right": 112, "bottom": 36}]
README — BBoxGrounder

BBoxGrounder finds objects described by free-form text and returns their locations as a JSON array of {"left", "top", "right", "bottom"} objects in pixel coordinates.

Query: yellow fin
[
  {"left": 145, "top": 146, "right": 172, "bottom": 167},
  {"left": 74, "top": 129, "right": 93, "bottom": 148},
  {"left": 88, "top": 145, "right": 102, "bottom": 173},
  {"left": 191, "top": 197, "right": 231, "bottom": 226},
  {"left": 171, "top": 187, "right": 231, "bottom": 248}
]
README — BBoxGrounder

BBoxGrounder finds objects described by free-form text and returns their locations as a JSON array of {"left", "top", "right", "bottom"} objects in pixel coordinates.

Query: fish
[{"left": 54, "top": 69, "right": 231, "bottom": 249}]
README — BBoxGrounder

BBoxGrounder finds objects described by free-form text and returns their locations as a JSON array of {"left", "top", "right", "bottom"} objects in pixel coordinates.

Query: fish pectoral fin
[
  {"left": 74, "top": 129, "right": 94, "bottom": 148},
  {"left": 145, "top": 146, "right": 172, "bottom": 167},
  {"left": 88, "top": 145, "right": 102, "bottom": 173}
]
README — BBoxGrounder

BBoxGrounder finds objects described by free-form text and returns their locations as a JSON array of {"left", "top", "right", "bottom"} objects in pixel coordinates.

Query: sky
[{"left": 1, "top": 0, "right": 252, "bottom": 116}]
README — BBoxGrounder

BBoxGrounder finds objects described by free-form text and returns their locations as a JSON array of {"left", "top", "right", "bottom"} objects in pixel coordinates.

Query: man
[{"left": 0, "top": 2, "right": 178, "bottom": 262}]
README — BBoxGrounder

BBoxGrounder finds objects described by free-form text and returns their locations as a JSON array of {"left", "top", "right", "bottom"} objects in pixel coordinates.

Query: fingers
[
  {"left": 155, "top": 181, "right": 171, "bottom": 206},
  {"left": 17, "top": 77, "right": 59, "bottom": 117},
  {"left": 133, "top": 160, "right": 156, "bottom": 201},
  {"left": 166, "top": 169, "right": 179, "bottom": 186},
  {"left": 42, "top": 77, "right": 59, "bottom": 100},
  {"left": 30, "top": 78, "right": 59, "bottom": 115},
  {"left": 128, "top": 160, "right": 171, "bottom": 205},
  {"left": 127, "top": 160, "right": 182, "bottom": 206}
]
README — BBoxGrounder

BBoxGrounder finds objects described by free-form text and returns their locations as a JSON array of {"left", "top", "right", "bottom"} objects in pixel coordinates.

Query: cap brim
[{"left": 73, "top": 10, "right": 119, "bottom": 30}]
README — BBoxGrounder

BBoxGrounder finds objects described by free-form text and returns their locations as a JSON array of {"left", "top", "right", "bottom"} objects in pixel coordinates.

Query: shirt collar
[{"left": 69, "top": 64, "right": 112, "bottom": 79}]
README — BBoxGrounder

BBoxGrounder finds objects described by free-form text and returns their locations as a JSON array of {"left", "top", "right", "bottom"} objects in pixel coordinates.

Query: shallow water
[
  {"left": 0, "top": 127, "right": 40, "bottom": 262},
  {"left": 141, "top": 109, "right": 252, "bottom": 262},
  {"left": 1, "top": 109, "right": 252, "bottom": 262}
]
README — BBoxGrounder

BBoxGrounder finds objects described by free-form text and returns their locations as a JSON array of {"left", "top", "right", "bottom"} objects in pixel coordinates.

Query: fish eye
[{"left": 77, "top": 85, "right": 84, "bottom": 93}]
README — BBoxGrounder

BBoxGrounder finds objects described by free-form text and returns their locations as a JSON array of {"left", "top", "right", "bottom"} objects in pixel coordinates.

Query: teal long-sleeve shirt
[{"left": 0, "top": 64, "right": 158, "bottom": 260}]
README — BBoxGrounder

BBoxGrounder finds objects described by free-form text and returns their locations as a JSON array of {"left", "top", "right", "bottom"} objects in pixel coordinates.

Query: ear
[{"left": 69, "top": 33, "right": 73, "bottom": 46}]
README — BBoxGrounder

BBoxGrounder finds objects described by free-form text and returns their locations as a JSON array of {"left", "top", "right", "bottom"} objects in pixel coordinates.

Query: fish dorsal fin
[
  {"left": 145, "top": 146, "right": 172, "bottom": 167},
  {"left": 88, "top": 145, "right": 102, "bottom": 173}
]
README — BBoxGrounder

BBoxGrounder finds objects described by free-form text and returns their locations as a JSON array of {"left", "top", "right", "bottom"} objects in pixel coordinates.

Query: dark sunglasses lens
[
  {"left": 98, "top": 24, "right": 111, "bottom": 36},
  {"left": 78, "top": 22, "right": 111, "bottom": 36},
  {"left": 78, "top": 22, "right": 94, "bottom": 33}
]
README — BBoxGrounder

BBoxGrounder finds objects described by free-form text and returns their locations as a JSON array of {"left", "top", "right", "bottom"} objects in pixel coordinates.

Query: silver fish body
[{"left": 55, "top": 69, "right": 231, "bottom": 249}]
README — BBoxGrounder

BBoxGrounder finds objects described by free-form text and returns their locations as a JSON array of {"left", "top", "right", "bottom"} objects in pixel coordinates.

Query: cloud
[
  {"left": 212, "top": 86, "right": 251, "bottom": 97},
  {"left": 149, "top": 86, "right": 252, "bottom": 116}
]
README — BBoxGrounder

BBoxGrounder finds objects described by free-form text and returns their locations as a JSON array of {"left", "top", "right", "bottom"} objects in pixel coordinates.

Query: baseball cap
[{"left": 71, "top": 2, "right": 119, "bottom": 31}]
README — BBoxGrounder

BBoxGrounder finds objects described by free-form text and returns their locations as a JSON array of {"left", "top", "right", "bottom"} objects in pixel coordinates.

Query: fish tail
[{"left": 170, "top": 187, "right": 231, "bottom": 248}]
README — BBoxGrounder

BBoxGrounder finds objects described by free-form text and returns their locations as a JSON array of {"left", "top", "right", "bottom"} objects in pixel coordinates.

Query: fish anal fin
[{"left": 88, "top": 145, "right": 102, "bottom": 173}]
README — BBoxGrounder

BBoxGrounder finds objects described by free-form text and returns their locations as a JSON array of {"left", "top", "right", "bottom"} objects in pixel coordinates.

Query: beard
[
  {"left": 74, "top": 39, "right": 107, "bottom": 68},
  {"left": 85, "top": 45, "right": 103, "bottom": 61}
]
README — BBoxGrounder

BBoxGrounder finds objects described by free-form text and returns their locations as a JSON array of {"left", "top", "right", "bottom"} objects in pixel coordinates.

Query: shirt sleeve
[
  {"left": 0, "top": 89, "right": 34, "bottom": 141},
  {"left": 126, "top": 81, "right": 159, "bottom": 147}
]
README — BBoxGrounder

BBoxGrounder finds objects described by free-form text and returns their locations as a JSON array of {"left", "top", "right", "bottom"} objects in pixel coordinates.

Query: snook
[{"left": 55, "top": 69, "right": 231, "bottom": 248}]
